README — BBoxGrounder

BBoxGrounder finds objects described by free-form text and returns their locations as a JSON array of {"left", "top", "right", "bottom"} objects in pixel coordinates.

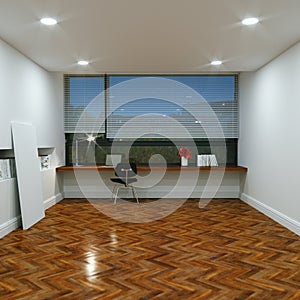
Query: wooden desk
[
  {"left": 57, "top": 165, "right": 247, "bottom": 172},
  {"left": 57, "top": 165, "right": 247, "bottom": 199}
]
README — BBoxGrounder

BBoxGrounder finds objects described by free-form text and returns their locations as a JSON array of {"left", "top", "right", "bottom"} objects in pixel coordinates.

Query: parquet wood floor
[{"left": 0, "top": 199, "right": 299, "bottom": 300}]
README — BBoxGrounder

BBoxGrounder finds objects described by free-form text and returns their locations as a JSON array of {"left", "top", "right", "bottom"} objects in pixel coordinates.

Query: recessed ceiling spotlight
[
  {"left": 40, "top": 17, "right": 57, "bottom": 25},
  {"left": 211, "top": 60, "right": 222, "bottom": 66},
  {"left": 242, "top": 17, "right": 259, "bottom": 25},
  {"left": 77, "top": 60, "right": 89, "bottom": 66}
]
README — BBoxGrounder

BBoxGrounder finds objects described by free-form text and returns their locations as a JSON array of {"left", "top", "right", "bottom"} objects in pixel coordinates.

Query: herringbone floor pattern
[{"left": 0, "top": 199, "right": 299, "bottom": 300}]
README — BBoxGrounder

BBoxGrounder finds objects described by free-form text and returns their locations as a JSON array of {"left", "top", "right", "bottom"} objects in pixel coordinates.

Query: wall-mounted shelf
[
  {"left": 38, "top": 147, "right": 55, "bottom": 156},
  {"left": 0, "top": 149, "right": 14, "bottom": 159}
]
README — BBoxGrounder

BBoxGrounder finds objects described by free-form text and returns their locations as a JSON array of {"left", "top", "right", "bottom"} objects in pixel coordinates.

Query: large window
[
  {"left": 64, "top": 74, "right": 238, "bottom": 166},
  {"left": 64, "top": 75, "right": 105, "bottom": 133},
  {"left": 107, "top": 75, "right": 238, "bottom": 139},
  {"left": 64, "top": 74, "right": 238, "bottom": 138}
]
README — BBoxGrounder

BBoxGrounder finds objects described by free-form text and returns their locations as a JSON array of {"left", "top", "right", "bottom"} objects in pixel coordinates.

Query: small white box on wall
[{"left": 40, "top": 155, "right": 50, "bottom": 170}]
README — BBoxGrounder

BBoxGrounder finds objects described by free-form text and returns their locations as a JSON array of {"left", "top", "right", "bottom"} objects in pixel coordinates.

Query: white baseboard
[
  {"left": 44, "top": 193, "right": 63, "bottom": 210},
  {"left": 0, "top": 216, "right": 21, "bottom": 239},
  {"left": 0, "top": 193, "right": 63, "bottom": 239},
  {"left": 241, "top": 193, "right": 300, "bottom": 236}
]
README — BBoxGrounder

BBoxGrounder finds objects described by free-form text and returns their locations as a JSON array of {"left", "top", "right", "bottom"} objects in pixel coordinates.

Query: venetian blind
[
  {"left": 64, "top": 75, "right": 105, "bottom": 133},
  {"left": 106, "top": 75, "right": 238, "bottom": 139}
]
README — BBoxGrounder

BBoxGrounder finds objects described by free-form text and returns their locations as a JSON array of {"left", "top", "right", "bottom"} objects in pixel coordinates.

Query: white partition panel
[{"left": 11, "top": 122, "right": 45, "bottom": 229}]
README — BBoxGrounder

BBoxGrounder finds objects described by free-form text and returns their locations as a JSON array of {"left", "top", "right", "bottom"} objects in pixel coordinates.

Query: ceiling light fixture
[
  {"left": 77, "top": 60, "right": 89, "bottom": 66},
  {"left": 40, "top": 17, "right": 57, "bottom": 25},
  {"left": 242, "top": 17, "right": 259, "bottom": 25},
  {"left": 211, "top": 60, "right": 222, "bottom": 66}
]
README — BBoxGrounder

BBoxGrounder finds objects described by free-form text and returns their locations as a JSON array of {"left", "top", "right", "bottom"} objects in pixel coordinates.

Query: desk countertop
[{"left": 56, "top": 165, "right": 247, "bottom": 172}]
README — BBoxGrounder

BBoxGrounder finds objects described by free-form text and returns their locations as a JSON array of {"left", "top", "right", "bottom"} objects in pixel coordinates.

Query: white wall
[
  {"left": 0, "top": 38, "right": 64, "bottom": 237},
  {"left": 239, "top": 42, "right": 300, "bottom": 235}
]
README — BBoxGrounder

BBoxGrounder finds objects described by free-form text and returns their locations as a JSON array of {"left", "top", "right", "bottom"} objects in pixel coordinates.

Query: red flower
[{"left": 178, "top": 147, "right": 192, "bottom": 159}]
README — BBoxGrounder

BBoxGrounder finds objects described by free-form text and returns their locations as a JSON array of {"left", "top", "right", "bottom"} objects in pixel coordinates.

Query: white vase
[{"left": 181, "top": 156, "right": 188, "bottom": 166}]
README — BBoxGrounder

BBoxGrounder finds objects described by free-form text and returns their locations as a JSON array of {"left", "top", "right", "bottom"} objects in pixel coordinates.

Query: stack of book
[
  {"left": 0, "top": 158, "right": 16, "bottom": 180},
  {"left": 197, "top": 154, "right": 218, "bottom": 167}
]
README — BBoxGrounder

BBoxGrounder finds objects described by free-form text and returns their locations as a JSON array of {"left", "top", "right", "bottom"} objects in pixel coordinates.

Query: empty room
[{"left": 0, "top": 0, "right": 299, "bottom": 299}]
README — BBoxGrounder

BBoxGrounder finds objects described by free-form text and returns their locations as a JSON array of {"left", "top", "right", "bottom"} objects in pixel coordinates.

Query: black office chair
[{"left": 110, "top": 162, "right": 139, "bottom": 204}]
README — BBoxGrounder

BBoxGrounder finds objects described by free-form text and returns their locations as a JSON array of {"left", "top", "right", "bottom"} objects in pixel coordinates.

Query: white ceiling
[{"left": 0, "top": 0, "right": 300, "bottom": 73}]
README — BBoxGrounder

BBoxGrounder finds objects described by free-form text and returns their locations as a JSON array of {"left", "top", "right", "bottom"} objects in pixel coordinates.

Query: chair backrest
[{"left": 115, "top": 163, "right": 137, "bottom": 178}]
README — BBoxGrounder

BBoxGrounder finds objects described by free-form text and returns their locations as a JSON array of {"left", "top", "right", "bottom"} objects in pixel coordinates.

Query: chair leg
[
  {"left": 113, "top": 185, "right": 138, "bottom": 204},
  {"left": 111, "top": 185, "right": 117, "bottom": 200},
  {"left": 131, "top": 186, "right": 139, "bottom": 204},
  {"left": 114, "top": 186, "right": 120, "bottom": 204}
]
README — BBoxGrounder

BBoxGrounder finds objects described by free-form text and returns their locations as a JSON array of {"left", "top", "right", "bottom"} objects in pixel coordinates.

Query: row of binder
[
  {"left": 0, "top": 158, "right": 16, "bottom": 180},
  {"left": 197, "top": 154, "right": 218, "bottom": 167}
]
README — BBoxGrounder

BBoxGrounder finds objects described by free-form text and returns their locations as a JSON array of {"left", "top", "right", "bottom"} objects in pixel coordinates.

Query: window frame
[{"left": 64, "top": 73, "right": 239, "bottom": 166}]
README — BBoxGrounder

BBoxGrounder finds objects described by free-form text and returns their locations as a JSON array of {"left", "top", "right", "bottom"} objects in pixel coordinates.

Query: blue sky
[{"left": 69, "top": 75, "right": 235, "bottom": 109}]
